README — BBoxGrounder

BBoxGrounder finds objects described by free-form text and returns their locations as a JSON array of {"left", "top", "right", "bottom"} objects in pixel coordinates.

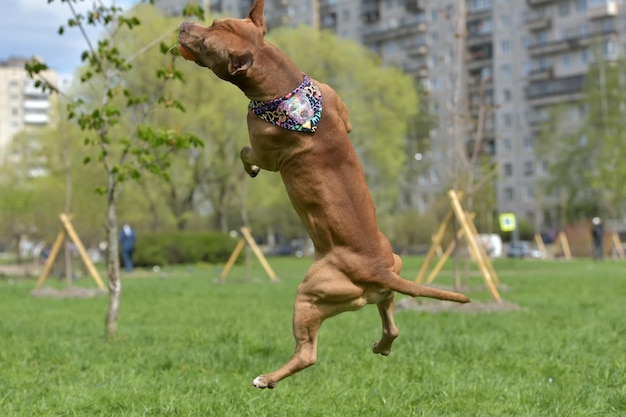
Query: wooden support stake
[
  {"left": 556, "top": 231, "right": 572, "bottom": 260},
  {"left": 416, "top": 210, "right": 453, "bottom": 283},
  {"left": 219, "top": 227, "right": 279, "bottom": 282},
  {"left": 611, "top": 232, "right": 625, "bottom": 259},
  {"left": 35, "top": 231, "right": 65, "bottom": 289},
  {"left": 426, "top": 224, "right": 466, "bottom": 283},
  {"left": 466, "top": 213, "right": 500, "bottom": 286},
  {"left": 534, "top": 233, "right": 548, "bottom": 258},
  {"left": 448, "top": 190, "right": 502, "bottom": 303},
  {"left": 59, "top": 214, "right": 106, "bottom": 290},
  {"left": 240, "top": 227, "right": 279, "bottom": 282},
  {"left": 35, "top": 214, "right": 106, "bottom": 291},
  {"left": 219, "top": 238, "right": 246, "bottom": 281}
]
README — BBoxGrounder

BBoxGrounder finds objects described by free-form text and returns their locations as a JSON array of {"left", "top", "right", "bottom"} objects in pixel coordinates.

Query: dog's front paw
[
  {"left": 248, "top": 165, "right": 260, "bottom": 177},
  {"left": 252, "top": 375, "right": 276, "bottom": 389}
]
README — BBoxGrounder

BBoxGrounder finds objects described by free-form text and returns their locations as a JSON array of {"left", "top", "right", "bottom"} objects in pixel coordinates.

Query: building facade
[
  {"left": 0, "top": 57, "right": 58, "bottom": 160},
  {"left": 156, "top": 0, "right": 626, "bottom": 231}
]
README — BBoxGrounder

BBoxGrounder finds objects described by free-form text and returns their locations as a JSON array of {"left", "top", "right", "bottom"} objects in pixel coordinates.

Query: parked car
[
  {"left": 507, "top": 241, "right": 543, "bottom": 259},
  {"left": 264, "top": 243, "right": 304, "bottom": 258}
]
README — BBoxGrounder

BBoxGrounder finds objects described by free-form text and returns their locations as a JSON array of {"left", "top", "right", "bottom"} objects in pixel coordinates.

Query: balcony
[
  {"left": 361, "top": 16, "right": 426, "bottom": 42},
  {"left": 467, "top": 30, "right": 493, "bottom": 47},
  {"left": 23, "top": 113, "right": 50, "bottom": 125},
  {"left": 528, "top": 37, "right": 580, "bottom": 57},
  {"left": 23, "top": 100, "right": 50, "bottom": 111},
  {"left": 404, "top": 0, "right": 424, "bottom": 13},
  {"left": 361, "top": 0, "right": 381, "bottom": 23},
  {"left": 527, "top": 66, "right": 553, "bottom": 81},
  {"left": 587, "top": 0, "right": 618, "bottom": 19},
  {"left": 467, "top": 45, "right": 493, "bottom": 70},
  {"left": 526, "top": 74, "right": 585, "bottom": 104},
  {"left": 527, "top": 0, "right": 557, "bottom": 5},
  {"left": 524, "top": 10, "right": 552, "bottom": 31},
  {"left": 407, "top": 42, "right": 428, "bottom": 56}
]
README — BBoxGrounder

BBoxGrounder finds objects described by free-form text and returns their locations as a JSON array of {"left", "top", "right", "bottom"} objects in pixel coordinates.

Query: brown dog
[{"left": 178, "top": 0, "right": 470, "bottom": 389}]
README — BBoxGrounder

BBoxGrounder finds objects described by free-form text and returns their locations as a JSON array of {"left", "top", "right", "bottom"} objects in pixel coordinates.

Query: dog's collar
[{"left": 248, "top": 74, "right": 322, "bottom": 133}]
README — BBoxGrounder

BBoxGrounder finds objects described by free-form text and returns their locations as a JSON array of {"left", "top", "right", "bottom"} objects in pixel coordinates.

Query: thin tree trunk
[
  {"left": 451, "top": 0, "right": 466, "bottom": 291},
  {"left": 105, "top": 177, "right": 121, "bottom": 338},
  {"left": 62, "top": 117, "right": 73, "bottom": 287}
]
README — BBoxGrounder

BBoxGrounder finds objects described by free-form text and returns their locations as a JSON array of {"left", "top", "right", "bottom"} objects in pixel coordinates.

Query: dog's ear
[
  {"left": 228, "top": 51, "right": 253, "bottom": 76},
  {"left": 248, "top": 0, "right": 267, "bottom": 35}
]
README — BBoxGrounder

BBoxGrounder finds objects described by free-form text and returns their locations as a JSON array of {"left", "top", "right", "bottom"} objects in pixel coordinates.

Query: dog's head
[{"left": 178, "top": 0, "right": 266, "bottom": 82}]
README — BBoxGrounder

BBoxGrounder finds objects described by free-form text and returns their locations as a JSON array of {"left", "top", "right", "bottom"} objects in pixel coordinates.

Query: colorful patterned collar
[{"left": 248, "top": 74, "right": 323, "bottom": 133}]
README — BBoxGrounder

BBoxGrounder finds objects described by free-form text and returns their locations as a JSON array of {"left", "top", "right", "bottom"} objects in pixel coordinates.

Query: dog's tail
[{"left": 384, "top": 272, "right": 470, "bottom": 303}]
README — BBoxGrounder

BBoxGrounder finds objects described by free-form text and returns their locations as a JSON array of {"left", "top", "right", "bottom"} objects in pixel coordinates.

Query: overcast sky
[{"left": 1, "top": 0, "right": 136, "bottom": 79}]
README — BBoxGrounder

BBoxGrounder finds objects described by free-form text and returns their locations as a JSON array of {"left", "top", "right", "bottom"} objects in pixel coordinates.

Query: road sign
[{"left": 499, "top": 213, "right": 516, "bottom": 232}]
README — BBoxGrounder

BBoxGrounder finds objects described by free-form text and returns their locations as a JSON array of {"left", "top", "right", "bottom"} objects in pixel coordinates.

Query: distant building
[{"left": 0, "top": 57, "right": 58, "bottom": 159}]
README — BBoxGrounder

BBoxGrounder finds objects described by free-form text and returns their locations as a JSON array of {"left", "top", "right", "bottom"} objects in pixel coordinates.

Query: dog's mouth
[{"left": 172, "top": 43, "right": 207, "bottom": 67}]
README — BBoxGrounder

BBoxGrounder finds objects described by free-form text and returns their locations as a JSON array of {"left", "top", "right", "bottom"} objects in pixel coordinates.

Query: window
[
  {"left": 524, "top": 161, "right": 534, "bottom": 176},
  {"left": 526, "top": 186, "right": 535, "bottom": 200},
  {"left": 468, "top": 0, "right": 492, "bottom": 13},
  {"left": 500, "top": 15, "right": 511, "bottom": 29},
  {"left": 580, "top": 49, "right": 589, "bottom": 63},
  {"left": 504, "top": 187, "right": 514, "bottom": 201},
  {"left": 503, "top": 89, "right": 512, "bottom": 102},
  {"left": 559, "top": 1, "right": 571, "bottom": 16},
  {"left": 503, "top": 163, "right": 513, "bottom": 176},
  {"left": 503, "top": 113, "right": 513, "bottom": 127},
  {"left": 523, "top": 136, "right": 534, "bottom": 150},
  {"left": 501, "top": 39, "right": 511, "bottom": 54},
  {"left": 561, "top": 52, "right": 572, "bottom": 67},
  {"left": 500, "top": 64, "right": 511, "bottom": 79},
  {"left": 605, "top": 40, "right": 618, "bottom": 60}
]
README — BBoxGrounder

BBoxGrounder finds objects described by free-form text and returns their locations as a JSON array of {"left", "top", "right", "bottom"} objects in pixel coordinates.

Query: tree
[
  {"left": 536, "top": 56, "right": 626, "bottom": 222},
  {"left": 26, "top": 0, "right": 201, "bottom": 337}
]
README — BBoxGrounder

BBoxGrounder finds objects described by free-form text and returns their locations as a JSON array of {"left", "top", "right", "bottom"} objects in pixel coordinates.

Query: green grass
[{"left": 0, "top": 257, "right": 625, "bottom": 416}]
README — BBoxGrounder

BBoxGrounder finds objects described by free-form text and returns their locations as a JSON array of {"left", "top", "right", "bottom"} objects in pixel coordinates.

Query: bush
[{"left": 132, "top": 231, "right": 239, "bottom": 267}]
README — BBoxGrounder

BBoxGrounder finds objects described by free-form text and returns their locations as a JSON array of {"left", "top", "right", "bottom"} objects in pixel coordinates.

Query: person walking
[
  {"left": 591, "top": 217, "right": 604, "bottom": 260},
  {"left": 120, "top": 223, "right": 137, "bottom": 272}
]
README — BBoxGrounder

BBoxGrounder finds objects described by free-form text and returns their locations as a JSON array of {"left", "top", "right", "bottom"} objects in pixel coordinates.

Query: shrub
[{"left": 132, "top": 231, "right": 238, "bottom": 267}]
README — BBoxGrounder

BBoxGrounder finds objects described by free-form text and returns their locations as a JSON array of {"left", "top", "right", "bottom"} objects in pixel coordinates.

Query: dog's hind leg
[
  {"left": 372, "top": 253, "right": 401, "bottom": 355},
  {"left": 252, "top": 294, "right": 325, "bottom": 389},
  {"left": 372, "top": 290, "right": 399, "bottom": 355}
]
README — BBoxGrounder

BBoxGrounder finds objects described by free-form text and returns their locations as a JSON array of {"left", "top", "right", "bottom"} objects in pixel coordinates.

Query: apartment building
[
  {"left": 0, "top": 57, "right": 58, "bottom": 160},
  {"left": 156, "top": 0, "right": 626, "bottom": 230}
]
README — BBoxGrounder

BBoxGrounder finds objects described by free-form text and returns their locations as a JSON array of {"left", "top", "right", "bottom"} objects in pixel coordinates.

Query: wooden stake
[
  {"left": 611, "top": 232, "right": 625, "bottom": 259},
  {"left": 555, "top": 231, "right": 572, "bottom": 260},
  {"left": 35, "top": 231, "right": 65, "bottom": 289},
  {"left": 448, "top": 190, "right": 502, "bottom": 303},
  {"left": 416, "top": 210, "right": 453, "bottom": 283},
  {"left": 534, "top": 233, "right": 548, "bottom": 258},
  {"left": 219, "top": 227, "right": 279, "bottom": 282},
  {"left": 219, "top": 238, "right": 246, "bottom": 281},
  {"left": 35, "top": 214, "right": 106, "bottom": 291}
]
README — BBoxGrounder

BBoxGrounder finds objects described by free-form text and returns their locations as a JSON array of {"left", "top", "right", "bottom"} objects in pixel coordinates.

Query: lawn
[{"left": 0, "top": 257, "right": 624, "bottom": 416}]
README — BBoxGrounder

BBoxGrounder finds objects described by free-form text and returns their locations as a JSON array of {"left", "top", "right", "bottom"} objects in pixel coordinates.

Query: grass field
[{"left": 0, "top": 256, "right": 624, "bottom": 416}]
